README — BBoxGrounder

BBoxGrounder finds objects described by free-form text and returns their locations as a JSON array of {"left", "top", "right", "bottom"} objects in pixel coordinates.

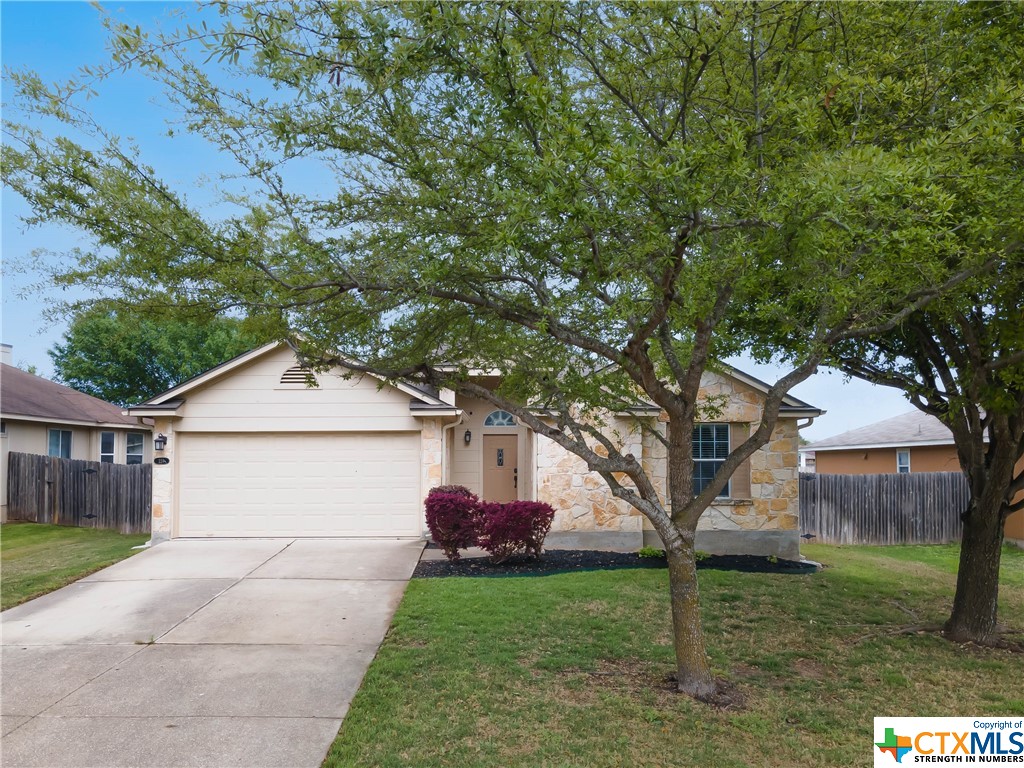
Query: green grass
[
  {"left": 327, "top": 544, "right": 1024, "bottom": 768},
  {"left": 1, "top": 522, "right": 149, "bottom": 610}
]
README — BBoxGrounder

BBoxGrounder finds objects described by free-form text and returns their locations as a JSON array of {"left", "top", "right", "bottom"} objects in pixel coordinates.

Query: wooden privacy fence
[
  {"left": 799, "top": 471, "right": 967, "bottom": 545},
  {"left": 7, "top": 452, "right": 152, "bottom": 534}
]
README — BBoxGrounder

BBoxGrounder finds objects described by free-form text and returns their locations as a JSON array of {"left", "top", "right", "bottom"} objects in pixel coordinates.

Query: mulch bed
[{"left": 414, "top": 546, "right": 820, "bottom": 578}]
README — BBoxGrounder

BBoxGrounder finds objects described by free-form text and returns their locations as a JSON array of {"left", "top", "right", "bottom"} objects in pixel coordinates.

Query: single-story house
[
  {"left": 128, "top": 342, "right": 822, "bottom": 558},
  {"left": 803, "top": 410, "right": 1024, "bottom": 546},
  {"left": 804, "top": 410, "right": 967, "bottom": 476},
  {"left": 1, "top": 344, "right": 152, "bottom": 522}
]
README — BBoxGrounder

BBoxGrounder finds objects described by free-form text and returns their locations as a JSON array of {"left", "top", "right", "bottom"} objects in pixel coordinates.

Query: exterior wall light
[
  {"left": 464, "top": 430, "right": 472, "bottom": 445},
  {"left": 154, "top": 433, "right": 168, "bottom": 452}
]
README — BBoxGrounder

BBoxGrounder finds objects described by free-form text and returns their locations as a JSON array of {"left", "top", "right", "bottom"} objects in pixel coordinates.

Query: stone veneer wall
[
  {"left": 535, "top": 414, "right": 644, "bottom": 538},
  {"left": 420, "top": 417, "right": 444, "bottom": 509},
  {"left": 533, "top": 370, "right": 804, "bottom": 555},
  {"left": 695, "top": 419, "right": 800, "bottom": 535},
  {"left": 664, "top": 370, "right": 802, "bottom": 537}
]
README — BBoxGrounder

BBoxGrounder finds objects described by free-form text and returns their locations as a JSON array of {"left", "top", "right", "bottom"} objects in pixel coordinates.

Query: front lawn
[
  {"left": 327, "top": 543, "right": 1024, "bottom": 768},
  {"left": 1, "top": 522, "right": 149, "bottom": 610}
]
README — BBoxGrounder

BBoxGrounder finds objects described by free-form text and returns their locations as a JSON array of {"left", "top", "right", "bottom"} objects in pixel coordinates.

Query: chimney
[{"left": 0, "top": 344, "right": 11, "bottom": 367}]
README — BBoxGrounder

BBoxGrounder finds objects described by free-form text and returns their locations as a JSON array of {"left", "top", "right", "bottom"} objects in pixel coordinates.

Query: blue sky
[{"left": 1, "top": 1, "right": 917, "bottom": 442}]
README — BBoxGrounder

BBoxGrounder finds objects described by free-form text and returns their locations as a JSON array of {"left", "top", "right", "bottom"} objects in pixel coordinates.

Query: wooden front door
[{"left": 482, "top": 435, "right": 518, "bottom": 503}]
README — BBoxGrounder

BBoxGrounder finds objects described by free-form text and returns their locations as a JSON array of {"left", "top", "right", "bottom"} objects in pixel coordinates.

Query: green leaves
[
  {"left": 5, "top": 0, "right": 1022, "bottom": 460},
  {"left": 48, "top": 306, "right": 265, "bottom": 405}
]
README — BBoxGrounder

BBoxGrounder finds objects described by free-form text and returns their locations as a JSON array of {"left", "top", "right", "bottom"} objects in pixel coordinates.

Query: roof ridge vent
[{"left": 280, "top": 365, "right": 318, "bottom": 387}]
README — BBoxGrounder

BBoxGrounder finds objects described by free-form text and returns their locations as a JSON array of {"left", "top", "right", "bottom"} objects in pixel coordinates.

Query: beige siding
[
  {"left": 0, "top": 420, "right": 147, "bottom": 463},
  {"left": 4, "top": 421, "right": 50, "bottom": 457},
  {"left": 175, "top": 346, "right": 421, "bottom": 433}
]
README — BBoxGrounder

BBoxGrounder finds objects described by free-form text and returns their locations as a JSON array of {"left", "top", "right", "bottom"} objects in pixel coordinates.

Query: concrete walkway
[{"left": 1, "top": 538, "right": 424, "bottom": 768}]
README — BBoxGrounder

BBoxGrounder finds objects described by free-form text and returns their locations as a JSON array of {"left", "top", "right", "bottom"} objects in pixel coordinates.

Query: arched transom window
[{"left": 483, "top": 410, "right": 517, "bottom": 427}]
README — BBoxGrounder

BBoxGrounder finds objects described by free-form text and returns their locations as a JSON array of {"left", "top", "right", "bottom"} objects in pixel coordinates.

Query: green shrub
[{"left": 637, "top": 546, "right": 666, "bottom": 559}]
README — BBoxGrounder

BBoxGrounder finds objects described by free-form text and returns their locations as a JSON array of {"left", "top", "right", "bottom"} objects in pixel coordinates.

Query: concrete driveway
[{"left": 1, "top": 538, "right": 424, "bottom": 768}]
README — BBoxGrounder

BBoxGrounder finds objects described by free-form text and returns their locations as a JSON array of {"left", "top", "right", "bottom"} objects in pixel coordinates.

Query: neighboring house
[
  {"left": 128, "top": 342, "right": 821, "bottom": 559},
  {"left": 805, "top": 410, "right": 967, "bottom": 475},
  {"left": 803, "top": 410, "right": 1024, "bottom": 546},
  {"left": 0, "top": 345, "right": 152, "bottom": 522}
]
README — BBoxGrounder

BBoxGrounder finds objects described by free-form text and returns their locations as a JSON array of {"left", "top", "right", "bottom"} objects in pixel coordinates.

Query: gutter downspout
[{"left": 441, "top": 411, "right": 466, "bottom": 486}]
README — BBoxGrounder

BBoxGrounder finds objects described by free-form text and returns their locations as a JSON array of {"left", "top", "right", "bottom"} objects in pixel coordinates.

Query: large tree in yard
[
  {"left": 4, "top": 2, "right": 1019, "bottom": 697},
  {"left": 803, "top": 2, "right": 1024, "bottom": 645},
  {"left": 835, "top": 268, "right": 1023, "bottom": 645},
  {"left": 50, "top": 306, "right": 263, "bottom": 405}
]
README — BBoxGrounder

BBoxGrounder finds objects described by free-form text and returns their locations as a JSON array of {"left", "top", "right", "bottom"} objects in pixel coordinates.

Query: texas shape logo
[{"left": 876, "top": 727, "right": 913, "bottom": 763}]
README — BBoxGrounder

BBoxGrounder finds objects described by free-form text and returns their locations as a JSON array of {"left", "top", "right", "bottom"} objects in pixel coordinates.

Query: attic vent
[{"left": 280, "top": 365, "right": 318, "bottom": 387}]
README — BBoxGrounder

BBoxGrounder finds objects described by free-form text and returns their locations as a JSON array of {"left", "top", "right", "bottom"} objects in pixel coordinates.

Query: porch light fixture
[
  {"left": 464, "top": 429, "right": 472, "bottom": 445},
  {"left": 154, "top": 433, "right": 168, "bottom": 452}
]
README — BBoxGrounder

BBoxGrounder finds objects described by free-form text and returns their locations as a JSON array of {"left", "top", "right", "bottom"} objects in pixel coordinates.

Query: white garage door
[{"left": 176, "top": 433, "right": 422, "bottom": 537}]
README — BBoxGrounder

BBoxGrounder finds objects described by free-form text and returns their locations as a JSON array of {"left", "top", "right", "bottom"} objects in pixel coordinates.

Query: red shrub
[
  {"left": 424, "top": 487, "right": 480, "bottom": 561},
  {"left": 430, "top": 484, "right": 477, "bottom": 499},
  {"left": 476, "top": 500, "right": 555, "bottom": 563}
]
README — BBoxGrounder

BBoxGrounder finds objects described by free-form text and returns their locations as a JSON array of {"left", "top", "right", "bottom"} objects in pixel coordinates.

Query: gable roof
[
  {"left": 585, "top": 360, "right": 823, "bottom": 418},
  {"left": 805, "top": 410, "right": 960, "bottom": 452},
  {"left": 130, "top": 341, "right": 823, "bottom": 420},
  {"left": 713, "top": 362, "right": 822, "bottom": 417},
  {"left": 0, "top": 363, "right": 138, "bottom": 427},
  {"left": 132, "top": 341, "right": 455, "bottom": 414}
]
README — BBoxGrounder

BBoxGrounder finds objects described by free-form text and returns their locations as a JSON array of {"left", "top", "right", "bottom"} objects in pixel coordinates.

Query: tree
[
  {"left": 835, "top": 273, "right": 1023, "bottom": 644},
  {"left": 49, "top": 307, "right": 262, "bottom": 405},
  {"left": 4, "top": 2, "right": 1018, "bottom": 697},
  {"left": 790, "top": 2, "right": 1024, "bottom": 644}
]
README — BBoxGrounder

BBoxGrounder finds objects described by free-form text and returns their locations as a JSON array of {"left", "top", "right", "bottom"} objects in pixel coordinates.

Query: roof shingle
[
  {"left": 0, "top": 363, "right": 137, "bottom": 426},
  {"left": 806, "top": 410, "right": 957, "bottom": 451}
]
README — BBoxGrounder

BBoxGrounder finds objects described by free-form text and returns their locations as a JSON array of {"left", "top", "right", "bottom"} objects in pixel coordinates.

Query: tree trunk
[
  {"left": 664, "top": 534, "right": 717, "bottom": 698},
  {"left": 945, "top": 494, "right": 1005, "bottom": 643}
]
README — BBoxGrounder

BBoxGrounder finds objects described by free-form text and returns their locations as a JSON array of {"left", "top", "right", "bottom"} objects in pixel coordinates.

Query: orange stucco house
[{"left": 802, "top": 410, "right": 1024, "bottom": 546}]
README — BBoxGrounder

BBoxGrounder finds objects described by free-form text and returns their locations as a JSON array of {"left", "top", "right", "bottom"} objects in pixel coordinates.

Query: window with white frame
[
  {"left": 693, "top": 424, "right": 731, "bottom": 497},
  {"left": 48, "top": 429, "right": 72, "bottom": 459},
  {"left": 126, "top": 432, "right": 145, "bottom": 465},
  {"left": 100, "top": 432, "right": 115, "bottom": 463},
  {"left": 896, "top": 450, "right": 911, "bottom": 474}
]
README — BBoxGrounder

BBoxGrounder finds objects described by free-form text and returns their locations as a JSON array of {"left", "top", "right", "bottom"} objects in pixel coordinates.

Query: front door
[{"left": 482, "top": 435, "right": 518, "bottom": 503}]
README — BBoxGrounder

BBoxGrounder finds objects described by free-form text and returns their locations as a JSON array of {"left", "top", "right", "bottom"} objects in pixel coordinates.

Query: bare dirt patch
[
  {"left": 793, "top": 658, "right": 828, "bottom": 680},
  {"left": 553, "top": 658, "right": 748, "bottom": 710}
]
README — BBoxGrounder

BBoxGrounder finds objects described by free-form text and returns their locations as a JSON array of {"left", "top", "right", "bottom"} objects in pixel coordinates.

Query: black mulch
[{"left": 414, "top": 546, "right": 820, "bottom": 579}]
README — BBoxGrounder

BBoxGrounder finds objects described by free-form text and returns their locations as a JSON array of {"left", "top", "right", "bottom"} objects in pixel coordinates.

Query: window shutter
[{"left": 730, "top": 423, "right": 752, "bottom": 499}]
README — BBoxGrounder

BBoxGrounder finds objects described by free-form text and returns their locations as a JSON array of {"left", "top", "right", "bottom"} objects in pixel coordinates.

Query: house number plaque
[{"left": 154, "top": 457, "right": 170, "bottom": 465}]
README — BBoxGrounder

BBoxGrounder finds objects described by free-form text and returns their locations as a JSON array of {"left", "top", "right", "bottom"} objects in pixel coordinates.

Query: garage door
[{"left": 176, "top": 433, "right": 422, "bottom": 537}]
